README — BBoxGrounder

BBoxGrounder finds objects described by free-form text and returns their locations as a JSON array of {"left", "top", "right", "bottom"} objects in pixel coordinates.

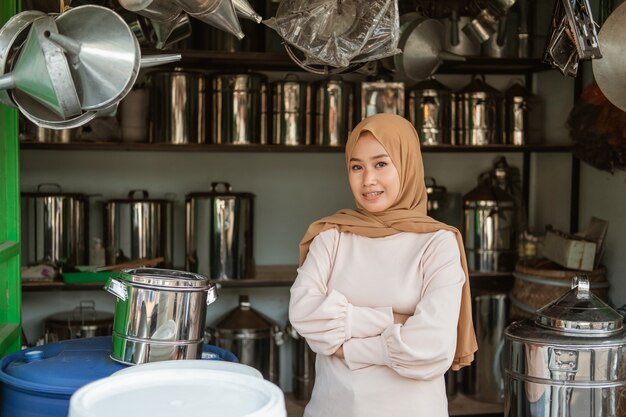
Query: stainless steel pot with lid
[
  {"left": 408, "top": 77, "right": 452, "bottom": 146},
  {"left": 456, "top": 75, "right": 501, "bottom": 145},
  {"left": 271, "top": 74, "right": 312, "bottom": 145},
  {"left": 314, "top": 76, "right": 354, "bottom": 146},
  {"left": 206, "top": 295, "right": 283, "bottom": 383},
  {"left": 286, "top": 322, "right": 316, "bottom": 401},
  {"left": 105, "top": 267, "right": 218, "bottom": 365},
  {"left": 504, "top": 276, "right": 626, "bottom": 417},
  {"left": 43, "top": 300, "right": 113, "bottom": 343}
]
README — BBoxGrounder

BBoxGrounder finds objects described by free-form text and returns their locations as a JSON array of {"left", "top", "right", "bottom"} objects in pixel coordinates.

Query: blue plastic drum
[{"left": 0, "top": 336, "right": 237, "bottom": 417}]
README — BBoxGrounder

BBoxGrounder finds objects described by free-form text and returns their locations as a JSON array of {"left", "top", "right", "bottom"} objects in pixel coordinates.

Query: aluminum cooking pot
[
  {"left": 407, "top": 77, "right": 452, "bottom": 146},
  {"left": 271, "top": 74, "right": 312, "bottom": 146},
  {"left": 504, "top": 276, "right": 626, "bottom": 417},
  {"left": 106, "top": 268, "right": 218, "bottom": 365},
  {"left": 314, "top": 76, "right": 354, "bottom": 146},
  {"left": 286, "top": 322, "right": 315, "bottom": 401},
  {"left": 43, "top": 300, "right": 113, "bottom": 343},
  {"left": 21, "top": 183, "right": 89, "bottom": 267},
  {"left": 456, "top": 75, "right": 502, "bottom": 145}
]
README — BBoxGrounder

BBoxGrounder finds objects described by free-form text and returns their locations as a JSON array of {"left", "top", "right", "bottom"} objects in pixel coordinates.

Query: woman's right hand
[{"left": 393, "top": 312, "right": 411, "bottom": 325}]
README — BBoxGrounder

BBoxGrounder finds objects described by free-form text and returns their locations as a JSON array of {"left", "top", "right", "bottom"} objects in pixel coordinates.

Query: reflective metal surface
[
  {"left": 104, "top": 190, "right": 173, "bottom": 266},
  {"left": 20, "top": 184, "right": 88, "bottom": 267},
  {"left": 186, "top": 182, "right": 255, "bottom": 280},
  {"left": 119, "top": 0, "right": 182, "bottom": 23},
  {"left": 211, "top": 73, "right": 267, "bottom": 144},
  {"left": 314, "top": 77, "right": 354, "bottom": 146},
  {"left": 361, "top": 81, "right": 404, "bottom": 118},
  {"left": 106, "top": 268, "right": 217, "bottom": 365},
  {"left": 271, "top": 75, "right": 312, "bottom": 145},
  {"left": 149, "top": 70, "right": 206, "bottom": 144},
  {"left": 408, "top": 78, "right": 452, "bottom": 145},
  {"left": 456, "top": 76, "right": 501, "bottom": 145},
  {"left": 504, "top": 82, "right": 541, "bottom": 146},
  {"left": 44, "top": 300, "right": 113, "bottom": 343},
  {"left": 286, "top": 323, "right": 316, "bottom": 401}
]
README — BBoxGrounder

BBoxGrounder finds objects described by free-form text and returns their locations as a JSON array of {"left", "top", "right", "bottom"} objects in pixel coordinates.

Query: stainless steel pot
[
  {"left": 504, "top": 276, "right": 626, "bottom": 417},
  {"left": 211, "top": 73, "right": 267, "bottom": 144},
  {"left": 186, "top": 182, "right": 255, "bottom": 280},
  {"left": 207, "top": 295, "right": 283, "bottom": 383},
  {"left": 20, "top": 183, "right": 89, "bottom": 267},
  {"left": 456, "top": 75, "right": 502, "bottom": 145},
  {"left": 408, "top": 78, "right": 452, "bottom": 146},
  {"left": 149, "top": 69, "right": 207, "bottom": 144},
  {"left": 286, "top": 322, "right": 315, "bottom": 401},
  {"left": 271, "top": 74, "right": 312, "bottom": 146},
  {"left": 463, "top": 181, "right": 517, "bottom": 272},
  {"left": 34, "top": 126, "right": 82, "bottom": 143},
  {"left": 504, "top": 81, "right": 542, "bottom": 146},
  {"left": 43, "top": 300, "right": 113, "bottom": 343},
  {"left": 314, "top": 76, "right": 354, "bottom": 146},
  {"left": 104, "top": 190, "right": 173, "bottom": 267},
  {"left": 361, "top": 80, "right": 405, "bottom": 119},
  {"left": 105, "top": 268, "right": 218, "bottom": 365}
]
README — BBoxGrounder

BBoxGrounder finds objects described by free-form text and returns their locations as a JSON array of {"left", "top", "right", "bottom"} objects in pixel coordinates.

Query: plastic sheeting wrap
[{"left": 265, "top": 0, "right": 400, "bottom": 68}]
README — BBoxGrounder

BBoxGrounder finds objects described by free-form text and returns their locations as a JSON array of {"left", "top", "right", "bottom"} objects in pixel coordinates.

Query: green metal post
[{"left": 0, "top": 0, "right": 22, "bottom": 356}]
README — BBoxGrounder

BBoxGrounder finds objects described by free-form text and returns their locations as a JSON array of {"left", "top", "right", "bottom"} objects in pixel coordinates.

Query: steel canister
[
  {"left": 314, "top": 77, "right": 354, "bottom": 146},
  {"left": 211, "top": 73, "right": 267, "bottom": 144},
  {"left": 408, "top": 78, "right": 452, "bottom": 145},
  {"left": 271, "top": 74, "right": 312, "bottom": 145},
  {"left": 504, "top": 81, "right": 542, "bottom": 146},
  {"left": 456, "top": 75, "right": 501, "bottom": 145}
]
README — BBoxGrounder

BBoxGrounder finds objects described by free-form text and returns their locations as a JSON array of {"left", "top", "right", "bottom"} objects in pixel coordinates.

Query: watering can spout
[
  {"left": 0, "top": 74, "right": 16, "bottom": 91},
  {"left": 46, "top": 31, "right": 82, "bottom": 56}
]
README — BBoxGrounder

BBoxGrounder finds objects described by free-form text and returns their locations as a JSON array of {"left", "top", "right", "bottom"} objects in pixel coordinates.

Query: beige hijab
[{"left": 298, "top": 113, "right": 477, "bottom": 370}]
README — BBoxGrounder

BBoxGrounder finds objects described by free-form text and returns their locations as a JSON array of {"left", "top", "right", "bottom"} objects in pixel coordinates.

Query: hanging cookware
[
  {"left": 271, "top": 74, "right": 313, "bottom": 145},
  {"left": 207, "top": 295, "right": 283, "bottom": 383},
  {"left": 211, "top": 73, "right": 267, "bottom": 144},
  {"left": 186, "top": 182, "right": 255, "bottom": 280},
  {"left": 407, "top": 77, "right": 452, "bottom": 146},
  {"left": 463, "top": 179, "right": 517, "bottom": 272},
  {"left": 456, "top": 75, "right": 502, "bottom": 145},
  {"left": 43, "top": 300, "right": 113, "bottom": 343},
  {"left": 20, "top": 183, "right": 89, "bottom": 267},
  {"left": 442, "top": 15, "right": 481, "bottom": 56},
  {"left": 286, "top": 322, "right": 315, "bottom": 401},
  {"left": 314, "top": 76, "right": 354, "bottom": 146},
  {"left": 175, "top": 0, "right": 245, "bottom": 39},
  {"left": 504, "top": 276, "right": 626, "bottom": 417},
  {"left": 149, "top": 69, "right": 207, "bottom": 144},
  {"left": 33, "top": 125, "right": 82, "bottom": 143},
  {"left": 103, "top": 190, "right": 174, "bottom": 267}
]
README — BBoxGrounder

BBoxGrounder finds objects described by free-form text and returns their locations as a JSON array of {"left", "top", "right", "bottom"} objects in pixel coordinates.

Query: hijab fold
[{"left": 298, "top": 113, "right": 478, "bottom": 371}]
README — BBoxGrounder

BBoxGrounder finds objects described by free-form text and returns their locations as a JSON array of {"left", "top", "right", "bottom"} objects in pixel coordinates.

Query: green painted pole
[{"left": 0, "top": 0, "right": 22, "bottom": 356}]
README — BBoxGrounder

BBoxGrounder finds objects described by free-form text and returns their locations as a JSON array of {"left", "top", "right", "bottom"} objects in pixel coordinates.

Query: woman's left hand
[{"left": 334, "top": 345, "right": 344, "bottom": 359}]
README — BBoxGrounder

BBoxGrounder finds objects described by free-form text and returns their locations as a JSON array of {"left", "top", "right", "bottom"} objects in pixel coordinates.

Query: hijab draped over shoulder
[{"left": 298, "top": 113, "right": 477, "bottom": 371}]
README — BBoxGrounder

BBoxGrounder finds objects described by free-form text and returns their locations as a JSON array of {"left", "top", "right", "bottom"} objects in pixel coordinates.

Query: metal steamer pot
[
  {"left": 456, "top": 75, "right": 502, "bottom": 145},
  {"left": 44, "top": 300, "right": 113, "bottom": 343},
  {"left": 105, "top": 268, "right": 218, "bottom": 365},
  {"left": 408, "top": 78, "right": 452, "bottom": 146},
  {"left": 104, "top": 190, "right": 173, "bottom": 267},
  {"left": 504, "top": 81, "right": 542, "bottom": 146},
  {"left": 21, "top": 183, "right": 89, "bottom": 267},
  {"left": 186, "top": 182, "right": 255, "bottom": 280},
  {"left": 211, "top": 73, "right": 267, "bottom": 144},
  {"left": 271, "top": 74, "right": 312, "bottom": 145},
  {"left": 207, "top": 295, "right": 283, "bottom": 383},
  {"left": 505, "top": 276, "right": 626, "bottom": 417},
  {"left": 314, "top": 76, "right": 354, "bottom": 146},
  {"left": 286, "top": 322, "right": 316, "bottom": 401}
]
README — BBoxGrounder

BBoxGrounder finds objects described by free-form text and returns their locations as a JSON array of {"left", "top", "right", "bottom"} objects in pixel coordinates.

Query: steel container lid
[
  {"left": 408, "top": 77, "right": 451, "bottom": 94},
  {"left": 211, "top": 73, "right": 267, "bottom": 91},
  {"left": 210, "top": 295, "right": 281, "bottom": 337},
  {"left": 116, "top": 267, "right": 215, "bottom": 290},
  {"left": 463, "top": 182, "right": 515, "bottom": 208},
  {"left": 105, "top": 189, "right": 173, "bottom": 204},
  {"left": 456, "top": 75, "right": 501, "bottom": 97},
  {"left": 21, "top": 183, "right": 88, "bottom": 199},
  {"left": 186, "top": 181, "right": 255, "bottom": 199}
]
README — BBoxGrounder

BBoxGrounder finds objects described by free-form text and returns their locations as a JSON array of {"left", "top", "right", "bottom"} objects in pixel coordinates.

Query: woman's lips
[{"left": 362, "top": 191, "right": 383, "bottom": 201}]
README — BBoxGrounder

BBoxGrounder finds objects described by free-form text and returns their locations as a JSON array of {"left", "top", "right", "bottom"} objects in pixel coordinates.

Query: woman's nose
[{"left": 363, "top": 169, "right": 376, "bottom": 186}]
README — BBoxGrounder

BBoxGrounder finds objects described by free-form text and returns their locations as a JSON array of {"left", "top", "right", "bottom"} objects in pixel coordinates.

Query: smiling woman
[{"left": 288, "top": 114, "right": 478, "bottom": 417}]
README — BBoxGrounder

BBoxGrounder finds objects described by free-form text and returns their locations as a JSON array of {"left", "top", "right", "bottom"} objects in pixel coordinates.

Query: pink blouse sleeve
[
  {"left": 289, "top": 229, "right": 394, "bottom": 356},
  {"left": 342, "top": 231, "right": 464, "bottom": 380}
]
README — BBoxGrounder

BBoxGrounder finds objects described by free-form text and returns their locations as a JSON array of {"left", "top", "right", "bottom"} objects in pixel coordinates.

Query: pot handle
[
  {"left": 206, "top": 283, "right": 219, "bottom": 305},
  {"left": 105, "top": 277, "right": 128, "bottom": 301},
  {"left": 211, "top": 182, "right": 232, "bottom": 192},
  {"left": 128, "top": 189, "right": 149, "bottom": 200},
  {"left": 37, "top": 183, "right": 62, "bottom": 193}
]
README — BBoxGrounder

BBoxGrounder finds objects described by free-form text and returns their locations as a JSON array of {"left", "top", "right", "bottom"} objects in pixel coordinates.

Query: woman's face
[{"left": 348, "top": 131, "right": 400, "bottom": 213}]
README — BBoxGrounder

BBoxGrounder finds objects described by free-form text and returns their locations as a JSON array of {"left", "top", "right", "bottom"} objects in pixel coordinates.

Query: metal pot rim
[{"left": 116, "top": 268, "right": 214, "bottom": 289}]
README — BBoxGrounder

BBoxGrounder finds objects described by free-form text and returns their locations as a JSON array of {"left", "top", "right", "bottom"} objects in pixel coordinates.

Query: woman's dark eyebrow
[{"left": 350, "top": 154, "right": 390, "bottom": 162}]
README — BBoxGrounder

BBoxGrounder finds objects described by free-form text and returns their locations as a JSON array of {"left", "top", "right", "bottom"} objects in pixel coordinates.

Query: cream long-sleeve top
[{"left": 289, "top": 228, "right": 465, "bottom": 417}]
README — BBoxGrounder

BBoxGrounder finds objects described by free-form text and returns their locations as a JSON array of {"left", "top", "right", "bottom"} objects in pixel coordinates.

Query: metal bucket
[
  {"left": 149, "top": 70, "right": 207, "bottom": 144},
  {"left": 271, "top": 74, "right": 312, "bottom": 145},
  {"left": 186, "top": 182, "right": 255, "bottom": 280},
  {"left": 407, "top": 78, "right": 452, "bottom": 146},
  {"left": 44, "top": 300, "right": 113, "bottom": 343},
  {"left": 314, "top": 77, "right": 354, "bottom": 146},
  {"left": 211, "top": 73, "right": 267, "bottom": 144},
  {"left": 286, "top": 323, "right": 315, "bottom": 401},
  {"left": 207, "top": 295, "right": 283, "bottom": 383},
  {"left": 103, "top": 190, "right": 174, "bottom": 266},
  {"left": 105, "top": 268, "right": 218, "bottom": 365},
  {"left": 20, "top": 183, "right": 89, "bottom": 267}
]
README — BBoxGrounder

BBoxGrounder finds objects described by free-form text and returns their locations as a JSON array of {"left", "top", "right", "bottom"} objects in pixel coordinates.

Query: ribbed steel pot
[
  {"left": 105, "top": 268, "right": 218, "bottom": 365},
  {"left": 314, "top": 77, "right": 354, "bottom": 146},
  {"left": 504, "top": 276, "right": 626, "bottom": 417},
  {"left": 43, "top": 301, "right": 113, "bottom": 343},
  {"left": 408, "top": 78, "right": 452, "bottom": 146},
  {"left": 271, "top": 74, "right": 312, "bottom": 145},
  {"left": 456, "top": 75, "right": 501, "bottom": 145}
]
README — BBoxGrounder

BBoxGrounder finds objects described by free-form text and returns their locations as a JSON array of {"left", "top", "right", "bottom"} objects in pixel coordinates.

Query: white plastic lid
[
  {"left": 68, "top": 369, "right": 286, "bottom": 417},
  {"left": 112, "top": 359, "right": 263, "bottom": 379}
]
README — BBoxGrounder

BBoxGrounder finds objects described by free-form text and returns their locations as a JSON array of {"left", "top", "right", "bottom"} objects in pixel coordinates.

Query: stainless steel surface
[
  {"left": 443, "top": 16, "right": 480, "bottom": 56},
  {"left": 34, "top": 126, "right": 81, "bottom": 143},
  {"left": 186, "top": 182, "right": 255, "bottom": 280},
  {"left": 43, "top": 300, "right": 113, "bottom": 343},
  {"left": 104, "top": 190, "right": 174, "bottom": 266},
  {"left": 207, "top": 295, "right": 283, "bottom": 383},
  {"left": 504, "top": 277, "right": 626, "bottom": 417},
  {"left": 178, "top": 0, "right": 244, "bottom": 40},
  {"left": 456, "top": 75, "right": 501, "bottom": 145},
  {"left": 314, "top": 77, "right": 354, "bottom": 146},
  {"left": 286, "top": 323, "right": 315, "bottom": 401},
  {"left": 106, "top": 267, "right": 217, "bottom": 365},
  {"left": 361, "top": 80, "right": 404, "bottom": 119},
  {"left": 271, "top": 75, "right": 312, "bottom": 145},
  {"left": 233, "top": 0, "right": 262, "bottom": 22},
  {"left": 211, "top": 73, "right": 267, "bottom": 144},
  {"left": 465, "top": 292, "right": 508, "bottom": 403},
  {"left": 20, "top": 183, "right": 88, "bottom": 267},
  {"left": 119, "top": 0, "right": 182, "bottom": 23},
  {"left": 149, "top": 70, "right": 206, "bottom": 144},
  {"left": 463, "top": 182, "right": 517, "bottom": 272},
  {"left": 504, "top": 81, "right": 540, "bottom": 146},
  {"left": 407, "top": 78, "right": 452, "bottom": 146}
]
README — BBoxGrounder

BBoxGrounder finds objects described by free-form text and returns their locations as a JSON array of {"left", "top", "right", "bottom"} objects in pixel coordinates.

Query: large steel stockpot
[
  {"left": 456, "top": 75, "right": 501, "bottom": 145},
  {"left": 314, "top": 76, "right": 354, "bottom": 146},
  {"left": 207, "top": 295, "right": 284, "bottom": 383},
  {"left": 186, "top": 182, "right": 255, "bottom": 280},
  {"left": 407, "top": 77, "right": 452, "bottom": 146},
  {"left": 103, "top": 190, "right": 173, "bottom": 266},
  {"left": 286, "top": 322, "right": 316, "bottom": 401},
  {"left": 211, "top": 73, "right": 267, "bottom": 144},
  {"left": 43, "top": 300, "right": 113, "bottom": 343},
  {"left": 271, "top": 74, "right": 313, "bottom": 145},
  {"left": 105, "top": 268, "right": 218, "bottom": 365},
  {"left": 504, "top": 276, "right": 626, "bottom": 417},
  {"left": 21, "top": 183, "right": 89, "bottom": 267}
]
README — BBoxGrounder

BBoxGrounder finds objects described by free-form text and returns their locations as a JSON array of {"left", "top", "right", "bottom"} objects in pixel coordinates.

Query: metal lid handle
[
  {"left": 573, "top": 275, "right": 590, "bottom": 299},
  {"left": 211, "top": 182, "right": 232, "bottom": 192},
  {"left": 128, "top": 189, "right": 149, "bottom": 199},
  {"left": 37, "top": 183, "right": 62, "bottom": 192}
]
